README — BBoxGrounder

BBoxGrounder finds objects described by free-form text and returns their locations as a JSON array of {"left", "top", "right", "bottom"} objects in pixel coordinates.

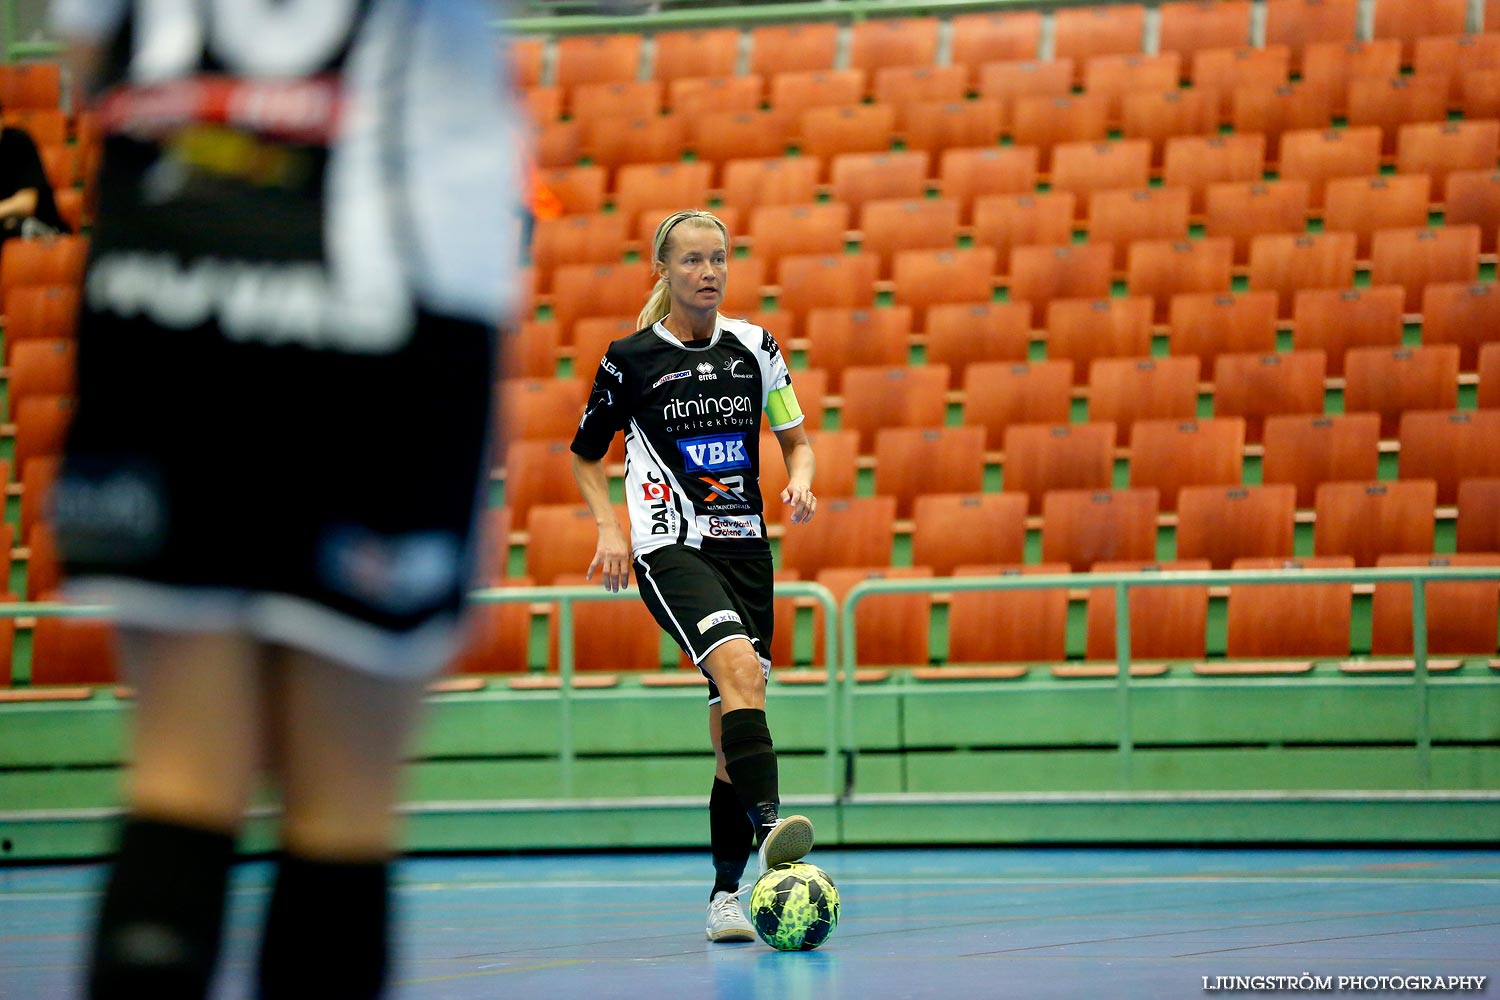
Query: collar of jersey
[{"left": 652, "top": 317, "right": 721, "bottom": 351}]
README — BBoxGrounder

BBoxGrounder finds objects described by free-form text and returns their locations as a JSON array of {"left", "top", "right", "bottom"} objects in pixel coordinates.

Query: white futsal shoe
[
  {"left": 756, "top": 814, "right": 815, "bottom": 875},
  {"left": 706, "top": 888, "right": 756, "bottom": 942}
]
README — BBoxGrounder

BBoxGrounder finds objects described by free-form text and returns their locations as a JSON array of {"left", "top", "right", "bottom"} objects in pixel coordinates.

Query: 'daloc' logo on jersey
[{"left": 678, "top": 434, "right": 750, "bottom": 474}]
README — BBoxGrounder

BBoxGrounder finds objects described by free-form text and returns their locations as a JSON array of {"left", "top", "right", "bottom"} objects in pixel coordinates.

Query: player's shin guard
[
  {"left": 256, "top": 854, "right": 390, "bottom": 1000},
  {"left": 710, "top": 776, "right": 755, "bottom": 895},
  {"left": 719, "top": 708, "right": 780, "bottom": 837},
  {"left": 88, "top": 817, "right": 236, "bottom": 1000}
]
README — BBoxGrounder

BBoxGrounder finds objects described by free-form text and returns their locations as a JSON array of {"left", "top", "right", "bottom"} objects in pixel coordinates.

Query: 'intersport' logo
[
  {"left": 662, "top": 394, "right": 753, "bottom": 421},
  {"left": 653, "top": 370, "right": 692, "bottom": 389},
  {"left": 678, "top": 434, "right": 750, "bottom": 473}
]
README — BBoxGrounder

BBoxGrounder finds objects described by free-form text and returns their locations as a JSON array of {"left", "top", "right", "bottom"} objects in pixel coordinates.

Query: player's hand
[
  {"left": 586, "top": 524, "right": 632, "bottom": 592},
  {"left": 782, "top": 482, "right": 817, "bottom": 525}
]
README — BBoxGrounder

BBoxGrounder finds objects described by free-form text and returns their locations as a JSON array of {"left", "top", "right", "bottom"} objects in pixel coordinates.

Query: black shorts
[
  {"left": 634, "top": 545, "right": 773, "bottom": 704},
  {"left": 52, "top": 307, "right": 496, "bottom": 680}
]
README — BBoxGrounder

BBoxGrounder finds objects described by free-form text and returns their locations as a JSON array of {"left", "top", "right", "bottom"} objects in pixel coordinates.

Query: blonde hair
[{"left": 638, "top": 209, "right": 730, "bottom": 329}]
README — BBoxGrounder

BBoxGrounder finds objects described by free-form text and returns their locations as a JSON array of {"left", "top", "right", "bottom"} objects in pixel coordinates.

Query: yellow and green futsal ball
[{"left": 750, "top": 861, "right": 840, "bottom": 951}]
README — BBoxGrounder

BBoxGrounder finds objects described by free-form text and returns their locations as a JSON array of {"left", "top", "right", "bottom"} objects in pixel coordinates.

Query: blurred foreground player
[{"left": 49, "top": 2, "right": 522, "bottom": 997}]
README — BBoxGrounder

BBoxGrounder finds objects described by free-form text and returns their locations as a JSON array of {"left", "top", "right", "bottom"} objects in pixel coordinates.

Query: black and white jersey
[{"left": 571, "top": 316, "right": 805, "bottom": 559}]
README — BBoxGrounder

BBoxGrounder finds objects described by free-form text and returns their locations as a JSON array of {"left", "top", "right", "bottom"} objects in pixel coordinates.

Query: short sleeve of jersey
[
  {"left": 570, "top": 346, "right": 630, "bottom": 461},
  {"left": 50, "top": 0, "right": 129, "bottom": 41},
  {"left": 758, "top": 328, "right": 803, "bottom": 432}
]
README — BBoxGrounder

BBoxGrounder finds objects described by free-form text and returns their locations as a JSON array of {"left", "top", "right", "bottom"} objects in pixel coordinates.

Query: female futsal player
[
  {"left": 50, "top": 2, "right": 520, "bottom": 997},
  {"left": 570, "top": 209, "right": 819, "bottom": 942}
]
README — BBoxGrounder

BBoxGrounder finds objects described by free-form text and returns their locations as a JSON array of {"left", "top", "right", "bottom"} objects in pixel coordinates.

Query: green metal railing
[{"left": 840, "top": 565, "right": 1500, "bottom": 793}]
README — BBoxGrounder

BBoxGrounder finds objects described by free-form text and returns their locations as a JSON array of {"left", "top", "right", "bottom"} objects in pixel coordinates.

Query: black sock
[
  {"left": 710, "top": 777, "right": 754, "bottom": 896},
  {"left": 88, "top": 817, "right": 236, "bottom": 1000},
  {"left": 719, "top": 708, "right": 780, "bottom": 841},
  {"left": 257, "top": 854, "right": 391, "bottom": 1000}
]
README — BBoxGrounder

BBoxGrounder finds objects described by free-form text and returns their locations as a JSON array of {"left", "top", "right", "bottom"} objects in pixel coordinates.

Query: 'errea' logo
[{"left": 678, "top": 434, "right": 750, "bottom": 473}]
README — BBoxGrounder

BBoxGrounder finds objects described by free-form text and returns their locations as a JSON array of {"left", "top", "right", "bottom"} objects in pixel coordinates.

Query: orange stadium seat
[
  {"left": 512, "top": 40, "right": 543, "bottom": 89},
  {"left": 1128, "top": 417, "right": 1245, "bottom": 511},
  {"left": 1041, "top": 488, "right": 1160, "bottom": 572},
  {"left": 1052, "top": 4, "right": 1146, "bottom": 69},
  {"left": 613, "top": 161, "right": 712, "bottom": 228},
  {"left": 1396, "top": 120, "right": 1500, "bottom": 199},
  {"left": 1421, "top": 282, "right": 1500, "bottom": 371},
  {"left": 1264, "top": 0, "right": 1359, "bottom": 69},
  {"left": 873, "top": 65, "right": 967, "bottom": 109},
  {"left": 1127, "top": 238, "right": 1234, "bottom": 322},
  {"left": 1278, "top": 126, "right": 1383, "bottom": 210},
  {"left": 1343, "top": 345, "right": 1461, "bottom": 438},
  {"left": 568, "top": 80, "right": 660, "bottom": 125},
  {"left": 1224, "top": 556, "right": 1354, "bottom": 660},
  {"left": 0, "top": 235, "right": 87, "bottom": 308},
  {"left": 1456, "top": 478, "right": 1500, "bottom": 552},
  {"left": 874, "top": 426, "right": 988, "bottom": 518},
  {"left": 1008, "top": 243, "right": 1114, "bottom": 322},
  {"left": 797, "top": 105, "right": 896, "bottom": 168},
  {"left": 3, "top": 109, "right": 65, "bottom": 145},
  {"left": 1008, "top": 95, "right": 1111, "bottom": 170},
  {"left": 761, "top": 427, "right": 855, "bottom": 523},
  {"left": 898, "top": 101, "right": 1005, "bottom": 159},
  {"left": 1162, "top": 133, "right": 1267, "bottom": 217},
  {"left": 1120, "top": 89, "right": 1223, "bottom": 167},
  {"left": 522, "top": 87, "right": 561, "bottom": 126},
  {"left": 1481, "top": 343, "right": 1500, "bottom": 408},
  {"left": 951, "top": 11, "right": 1043, "bottom": 78},
  {"left": 1443, "top": 170, "right": 1500, "bottom": 254},
  {"left": 891, "top": 247, "right": 998, "bottom": 328},
  {"left": 1370, "top": 553, "right": 1500, "bottom": 658},
  {"left": 1159, "top": 1, "right": 1253, "bottom": 63},
  {"left": 1177, "top": 485, "right": 1298, "bottom": 568},
  {"left": 750, "top": 22, "right": 837, "bottom": 76},
  {"left": 504, "top": 321, "right": 560, "bottom": 380},
  {"left": 30, "top": 614, "right": 120, "bottom": 686},
  {"left": 550, "top": 262, "right": 651, "bottom": 341},
  {"left": 774, "top": 253, "right": 879, "bottom": 336},
  {"left": 829, "top": 150, "right": 928, "bottom": 213},
  {"left": 1211, "top": 350, "right": 1328, "bottom": 444},
  {"left": 1049, "top": 140, "right": 1153, "bottom": 222},
  {"left": 718, "top": 157, "right": 819, "bottom": 214},
  {"left": 1087, "top": 187, "right": 1192, "bottom": 271},
  {"left": 747, "top": 202, "right": 849, "bottom": 267},
  {"left": 1456, "top": 72, "right": 1500, "bottom": 126},
  {"left": 1290, "top": 284, "right": 1406, "bottom": 375},
  {"left": 779, "top": 495, "right": 897, "bottom": 579},
  {"left": 0, "top": 63, "right": 61, "bottom": 111},
  {"left": 8, "top": 339, "right": 75, "bottom": 418},
  {"left": 550, "top": 574, "right": 662, "bottom": 672},
  {"left": 1248, "top": 231, "right": 1358, "bottom": 318},
  {"left": 1369, "top": 225, "right": 1482, "bottom": 313},
  {"left": 837, "top": 364, "right": 950, "bottom": 454},
  {"left": 1204, "top": 180, "right": 1312, "bottom": 265},
  {"left": 1167, "top": 290, "right": 1278, "bottom": 370},
  {"left": 977, "top": 58, "right": 1075, "bottom": 117},
  {"left": 925, "top": 302, "right": 1032, "bottom": 387},
  {"left": 972, "top": 192, "right": 1076, "bottom": 278},
  {"left": 938, "top": 147, "right": 1039, "bottom": 217},
  {"left": 1348, "top": 75, "right": 1451, "bottom": 156},
  {"left": 1083, "top": 53, "right": 1182, "bottom": 123},
  {"left": 1261, "top": 413, "right": 1382, "bottom": 508},
  {"left": 1373, "top": 0, "right": 1470, "bottom": 65},
  {"left": 1001, "top": 421, "right": 1117, "bottom": 513},
  {"left": 453, "top": 584, "right": 533, "bottom": 674},
  {"left": 1087, "top": 356, "right": 1202, "bottom": 446},
  {"left": 911, "top": 493, "right": 1029, "bottom": 576},
  {"left": 1085, "top": 560, "right": 1213, "bottom": 661},
  {"left": 947, "top": 564, "right": 1071, "bottom": 665},
  {"left": 1301, "top": 39, "right": 1402, "bottom": 115},
  {"left": 530, "top": 213, "right": 629, "bottom": 294},
  {"left": 804, "top": 306, "right": 911, "bottom": 390},
  {"left": 769, "top": 69, "right": 864, "bottom": 118},
  {"left": 691, "top": 110, "right": 795, "bottom": 168},
  {"left": 1398, "top": 409, "right": 1500, "bottom": 503},
  {"left": 1313, "top": 479, "right": 1438, "bottom": 567},
  {"left": 858, "top": 198, "right": 961, "bottom": 277},
  {"left": 571, "top": 316, "right": 639, "bottom": 375},
  {"left": 19, "top": 456, "right": 58, "bottom": 543},
  {"left": 502, "top": 439, "right": 584, "bottom": 530},
  {"left": 963, "top": 360, "right": 1075, "bottom": 450},
  {"left": 668, "top": 75, "right": 763, "bottom": 118},
  {"left": 653, "top": 28, "right": 740, "bottom": 82},
  {"left": 555, "top": 34, "right": 642, "bottom": 89},
  {"left": 1195, "top": 46, "right": 1292, "bottom": 109},
  {"left": 584, "top": 115, "right": 688, "bottom": 174},
  {"left": 525, "top": 504, "right": 624, "bottom": 585},
  {"left": 1415, "top": 33, "right": 1500, "bottom": 105},
  {"left": 12, "top": 395, "right": 71, "bottom": 474},
  {"left": 815, "top": 566, "right": 934, "bottom": 668},
  {"left": 537, "top": 164, "right": 607, "bottom": 215},
  {"left": 1046, "top": 296, "right": 1154, "bottom": 386},
  {"left": 1229, "top": 83, "right": 1335, "bottom": 166},
  {"left": 498, "top": 378, "right": 589, "bottom": 443},
  {"left": 3, "top": 284, "right": 78, "bottom": 360},
  {"left": 1322, "top": 174, "right": 1432, "bottom": 260},
  {"left": 534, "top": 121, "right": 584, "bottom": 169},
  {"left": 849, "top": 16, "right": 939, "bottom": 76}
]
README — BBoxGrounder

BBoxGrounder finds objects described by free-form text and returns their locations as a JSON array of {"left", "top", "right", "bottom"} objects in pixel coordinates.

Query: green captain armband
[{"left": 766, "top": 384, "right": 803, "bottom": 430}]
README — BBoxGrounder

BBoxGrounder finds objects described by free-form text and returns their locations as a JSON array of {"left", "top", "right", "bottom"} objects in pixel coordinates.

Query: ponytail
[{"left": 639, "top": 209, "right": 730, "bottom": 330}]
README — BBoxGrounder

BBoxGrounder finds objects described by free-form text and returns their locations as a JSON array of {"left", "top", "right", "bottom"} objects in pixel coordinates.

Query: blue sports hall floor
[{"left": 3, "top": 847, "right": 1497, "bottom": 999}]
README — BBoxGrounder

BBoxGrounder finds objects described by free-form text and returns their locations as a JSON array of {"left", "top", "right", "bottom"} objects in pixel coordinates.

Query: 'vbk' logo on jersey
[{"left": 678, "top": 434, "right": 750, "bottom": 473}]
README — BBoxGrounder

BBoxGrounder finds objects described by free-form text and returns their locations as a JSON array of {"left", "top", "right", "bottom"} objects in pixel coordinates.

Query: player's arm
[
  {"left": 570, "top": 350, "right": 631, "bottom": 591},
  {"left": 773, "top": 415, "right": 816, "bottom": 526}
]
